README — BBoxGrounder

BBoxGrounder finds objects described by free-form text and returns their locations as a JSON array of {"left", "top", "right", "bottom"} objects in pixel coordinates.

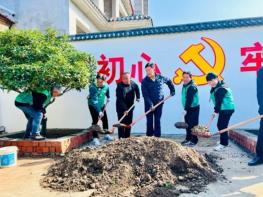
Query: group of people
[
  {"left": 14, "top": 62, "right": 263, "bottom": 166},
  {"left": 86, "top": 63, "right": 235, "bottom": 151}
]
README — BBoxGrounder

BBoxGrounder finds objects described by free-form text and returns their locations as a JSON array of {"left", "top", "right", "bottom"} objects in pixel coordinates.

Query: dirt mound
[{"left": 41, "top": 137, "right": 221, "bottom": 196}]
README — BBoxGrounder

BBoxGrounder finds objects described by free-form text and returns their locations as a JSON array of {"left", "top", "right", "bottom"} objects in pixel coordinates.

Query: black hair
[
  {"left": 182, "top": 71, "right": 192, "bottom": 78},
  {"left": 145, "top": 62, "right": 155, "bottom": 69},
  {"left": 96, "top": 73, "right": 106, "bottom": 81},
  {"left": 206, "top": 72, "right": 218, "bottom": 81}
]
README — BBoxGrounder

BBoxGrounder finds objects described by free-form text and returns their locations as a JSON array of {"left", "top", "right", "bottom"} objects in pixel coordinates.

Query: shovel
[
  {"left": 88, "top": 101, "right": 110, "bottom": 133},
  {"left": 110, "top": 102, "right": 136, "bottom": 133},
  {"left": 192, "top": 114, "right": 263, "bottom": 138},
  {"left": 175, "top": 111, "right": 188, "bottom": 129},
  {"left": 113, "top": 95, "right": 172, "bottom": 129},
  {"left": 191, "top": 114, "right": 215, "bottom": 135}
]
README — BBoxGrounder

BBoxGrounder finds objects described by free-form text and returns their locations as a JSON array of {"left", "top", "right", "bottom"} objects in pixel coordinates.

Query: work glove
[
  {"left": 99, "top": 111, "right": 104, "bottom": 118},
  {"left": 124, "top": 111, "right": 129, "bottom": 116},
  {"left": 212, "top": 112, "right": 218, "bottom": 118},
  {"left": 150, "top": 106, "right": 156, "bottom": 112}
]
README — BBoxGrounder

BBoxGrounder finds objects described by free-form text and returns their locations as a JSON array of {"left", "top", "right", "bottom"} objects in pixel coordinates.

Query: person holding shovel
[
  {"left": 15, "top": 87, "right": 61, "bottom": 140},
  {"left": 181, "top": 71, "right": 200, "bottom": 146},
  {"left": 88, "top": 73, "right": 112, "bottom": 145},
  {"left": 248, "top": 67, "right": 263, "bottom": 166},
  {"left": 116, "top": 72, "right": 140, "bottom": 139},
  {"left": 206, "top": 72, "right": 235, "bottom": 151},
  {"left": 141, "top": 63, "right": 175, "bottom": 137}
]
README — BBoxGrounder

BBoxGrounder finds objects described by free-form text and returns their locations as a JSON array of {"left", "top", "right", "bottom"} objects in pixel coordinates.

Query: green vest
[
  {"left": 16, "top": 90, "right": 51, "bottom": 108},
  {"left": 88, "top": 83, "right": 109, "bottom": 109},
  {"left": 181, "top": 82, "right": 199, "bottom": 108},
  {"left": 210, "top": 86, "right": 235, "bottom": 110},
  {"left": 15, "top": 92, "right": 33, "bottom": 105},
  {"left": 37, "top": 90, "right": 52, "bottom": 108}
]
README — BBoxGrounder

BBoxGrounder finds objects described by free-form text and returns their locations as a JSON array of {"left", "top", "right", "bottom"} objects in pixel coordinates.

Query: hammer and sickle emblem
[{"left": 173, "top": 37, "right": 225, "bottom": 85}]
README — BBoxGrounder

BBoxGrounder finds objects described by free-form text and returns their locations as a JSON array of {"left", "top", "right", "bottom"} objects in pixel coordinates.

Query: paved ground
[{"left": 0, "top": 135, "right": 263, "bottom": 197}]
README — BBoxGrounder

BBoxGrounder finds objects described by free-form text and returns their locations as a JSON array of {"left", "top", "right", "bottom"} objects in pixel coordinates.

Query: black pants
[
  {"left": 184, "top": 106, "right": 199, "bottom": 144},
  {"left": 256, "top": 119, "right": 263, "bottom": 157},
  {"left": 145, "top": 103, "right": 163, "bottom": 137},
  {"left": 89, "top": 105, "right": 108, "bottom": 138},
  {"left": 217, "top": 110, "right": 234, "bottom": 146},
  {"left": 117, "top": 110, "right": 134, "bottom": 139}
]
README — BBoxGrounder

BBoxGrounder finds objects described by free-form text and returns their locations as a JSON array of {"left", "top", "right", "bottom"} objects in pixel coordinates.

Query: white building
[
  {"left": 0, "top": 0, "right": 152, "bottom": 34},
  {"left": 0, "top": 5, "right": 16, "bottom": 30},
  {"left": 0, "top": 0, "right": 152, "bottom": 132}
]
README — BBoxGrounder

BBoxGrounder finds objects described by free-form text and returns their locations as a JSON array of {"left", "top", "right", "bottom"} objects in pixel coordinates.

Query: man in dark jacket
[
  {"left": 248, "top": 67, "right": 263, "bottom": 166},
  {"left": 206, "top": 72, "right": 235, "bottom": 151},
  {"left": 181, "top": 71, "right": 200, "bottom": 146},
  {"left": 116, "top": 72, "right": 140, "bottom": 139},
  {"left": 141, "top": 63, "right": 175, "bottom": 137}
]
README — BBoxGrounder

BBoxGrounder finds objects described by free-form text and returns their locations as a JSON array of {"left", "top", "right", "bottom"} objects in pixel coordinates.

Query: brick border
[
  {"left": 229, "top": 130, "right": 257, "bottom": 153},
  {"left": 0, "top": 130, "right": 93, "bottom": 156}
]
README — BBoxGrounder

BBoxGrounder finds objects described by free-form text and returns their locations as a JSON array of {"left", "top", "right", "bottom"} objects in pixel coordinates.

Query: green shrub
[{"left": 0, "top": 29, "right": 96, "bottom": 93}]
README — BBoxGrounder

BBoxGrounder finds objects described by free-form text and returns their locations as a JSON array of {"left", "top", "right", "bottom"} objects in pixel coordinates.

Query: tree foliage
[{"left": 0, "top": 29, "right": 96, "bottom": 93}]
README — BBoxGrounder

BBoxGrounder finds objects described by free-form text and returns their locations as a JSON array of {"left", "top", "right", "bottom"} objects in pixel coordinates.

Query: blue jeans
[{"left": 17, "top": 105, "right": 43, "bottom": 136}]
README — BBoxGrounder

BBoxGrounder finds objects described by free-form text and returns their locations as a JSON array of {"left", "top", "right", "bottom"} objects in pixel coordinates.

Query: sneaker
[
  {"left": 92, "top": 138, "right": 101, "bottom": 146},
  {"left": 213, "top": 144, "right": 227, "bottom": 151},
  {"left": 104, "top": 134, "right": 114, "bottom": 141},
  {"left": 30, "top": 134, "right": 45, "bottom": 141},
  {"left": 248, "top": 156, "right": 263, "bottom": 166},
  {"left": 181, "top": 140, "right": 190, "bottom": 145},
  {"left": 186, "top": 141, "right": 197, "bottom": 147}
]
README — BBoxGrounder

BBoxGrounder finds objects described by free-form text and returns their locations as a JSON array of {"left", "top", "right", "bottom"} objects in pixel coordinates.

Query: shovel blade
[
  {"left": 113, "top": 123, "right": 131, "bottom": 128},
  {"left": 174, "top": 122, "right": 188, "bottom": 129},
  {"left": 192, "top": 131, "right": 212, "bottom": 138},
  {"left": 88, "top": 125, "right": 103, "bottom": 132}
]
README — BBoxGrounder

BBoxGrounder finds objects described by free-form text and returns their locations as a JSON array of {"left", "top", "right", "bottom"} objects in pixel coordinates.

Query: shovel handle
[
  {"left": 207, "top": 114, "right": 215, "bottom": 128},
  {"left": 96, "top": 100, "right": 110, "bottom": 124},
  {"left": 130, "top": 95, "right": 172, "bottom": 127},
  {"left": 213, "top": 114, "right": 263, "bottom": 136},
  {"left": 109, "top": 103, "right": 136, "bottom": 133},
  {"left": 118, "top": 103, "right": 136, "bottom": 123}
]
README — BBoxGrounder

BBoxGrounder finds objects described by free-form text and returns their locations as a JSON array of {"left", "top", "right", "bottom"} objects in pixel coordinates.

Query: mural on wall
[
  {"left": 97, "top": 52, "right": 161, "bottom": 84},
  {"left": 240, "top": 42, "right": 263, "bottom": 74},
  {"left": 173, "top": 37, "right": 225, "bottom": 86},
  {"left": 97, "top": 37, "right": 227, "bottom": 86}
]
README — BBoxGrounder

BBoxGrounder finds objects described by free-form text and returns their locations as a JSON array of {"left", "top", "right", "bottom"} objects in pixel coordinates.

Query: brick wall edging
[{"left": 229, "top": 130, "right": 257, "bottom": 153}]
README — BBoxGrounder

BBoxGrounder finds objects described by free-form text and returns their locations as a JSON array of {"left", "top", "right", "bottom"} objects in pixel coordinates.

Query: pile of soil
[{"left": 41, "top": 137, "right": 222, "bottom": 197}]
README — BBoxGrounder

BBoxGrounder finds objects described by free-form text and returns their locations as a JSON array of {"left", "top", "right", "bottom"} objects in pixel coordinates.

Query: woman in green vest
[
  {"left": 181, "top": 71, "right": 200, "bottom": 146},
  {"left": 206, "top": 72, "right": 235, "bottom": 151},
  {"left": 88, "top": 73, "right": 112, "bottom": 146},
  {"left": 15, "top": 87, "right": 60, "bottom": 140}
]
